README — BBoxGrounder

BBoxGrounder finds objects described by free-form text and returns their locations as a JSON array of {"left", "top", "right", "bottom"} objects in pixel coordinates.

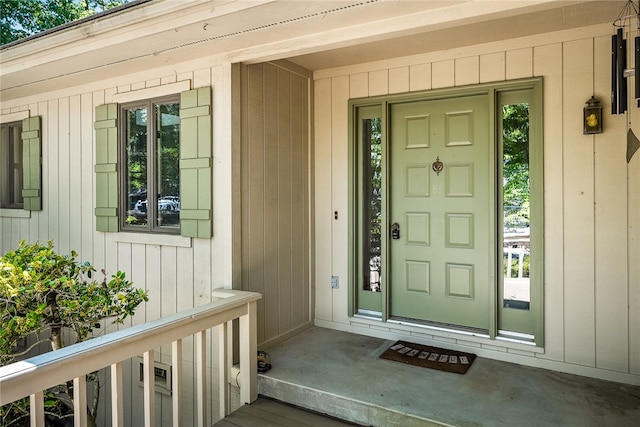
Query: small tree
[{"left": 0, "top": 240, "right": 148, "bottom": 426}]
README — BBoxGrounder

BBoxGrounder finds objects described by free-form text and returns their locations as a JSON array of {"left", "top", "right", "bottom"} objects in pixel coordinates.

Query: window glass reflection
[
  {"left": 502, "top": 103, "right": 530, "bottom": 310},
  {"left": 363, "top": 117, "right": 382, "bottom": 292},
  {"left": 126, "top": 106, "right": 148, "bottom": 226},
  {"left": 155, "top": 102, "right": 180, "bottom": 228}
]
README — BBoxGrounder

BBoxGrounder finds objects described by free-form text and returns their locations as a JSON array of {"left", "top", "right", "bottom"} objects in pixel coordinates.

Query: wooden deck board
[{"left": 213, "top": 396, "right": 363, "bottom": 427}]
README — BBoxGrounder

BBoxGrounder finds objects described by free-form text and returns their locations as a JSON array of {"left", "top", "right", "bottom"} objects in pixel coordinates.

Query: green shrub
[{"left": 0, "top": 240, "right": 148, "bottom": 426}]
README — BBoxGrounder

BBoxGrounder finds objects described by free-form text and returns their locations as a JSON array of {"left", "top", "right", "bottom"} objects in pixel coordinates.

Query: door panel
[{"left": 390, "top": 95, "right": 491, "bottom": 331}]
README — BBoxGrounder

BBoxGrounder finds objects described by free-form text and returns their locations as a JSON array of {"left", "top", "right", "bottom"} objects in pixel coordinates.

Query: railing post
[
  {"left": 30, "top": 391, "right": 44, "bottom": 427},
  {"left": 111, "top": 362, "right": 124, "bottom": 427},
  {"left": 143, "top": 350, "right": 155, "bottom": 427},
  {"left": 73, "top": 375, "right": 87, "bottom": 427},
  {"left": 517, "top": 248, "right": 524, "bottom": 278},
  {"left": 218, "top": 322, "right": 228, "bottom": 419},
  {"left": 172, "top": 339, "right": 183, "bottom": 427},
  {"left": 239, "top": 300, "right": 257, "bottom": 404},
  {"left": 195, "top": 331, "right": 207, "bottom": 427}
]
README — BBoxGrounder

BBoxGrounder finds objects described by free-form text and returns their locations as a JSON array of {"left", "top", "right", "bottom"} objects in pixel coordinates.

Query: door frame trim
[{"left": 348, "top": 77, "right": 544, "bottom": 346}]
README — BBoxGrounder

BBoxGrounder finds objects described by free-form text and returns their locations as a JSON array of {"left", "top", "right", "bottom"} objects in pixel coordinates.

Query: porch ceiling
[{"left": 0, "top": 0, "right": 623, "bottom": 101}]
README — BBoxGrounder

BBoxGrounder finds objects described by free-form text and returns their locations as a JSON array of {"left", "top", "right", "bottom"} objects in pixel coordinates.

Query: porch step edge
[{"left": 258, "top": 374, "right": 453, "bottom": 427}]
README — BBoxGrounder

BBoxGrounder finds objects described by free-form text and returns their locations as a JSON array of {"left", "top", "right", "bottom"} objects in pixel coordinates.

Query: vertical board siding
[
  {"left": 312, "top": 28, "right": 640, "bottom": 383},
  {"left": 192, "top": 238, "right": 213, "bottom": 306},
  {"left": 240, "top": 62, "right": 312, "bottom": 345},
  {"left": 58, "top": 97, "right": 70, "bottom": 255},
  {"left": 69, "top": 95, "right": 82, "bottom": 255},
  {"left": 629, "top": 65, "right": 640, "bottom": 376},
  {"left": 350, "top": 73, "right": 369, "bottom": 99},
  {"left": 37, "top": 100, "right": 48, "bottom": 240},
  {"left": 432, "top": 60, "right": 455, "bottom": 88},
  {"left": 0, "top": 65, "right": 240, "bottom": 425},
  {"left": 534, "top": 42, "right": 565, "bottom": 363},
  {"left": 480, "top": 52, "right": 505, "bottom": 83},
  {"left": 145, "top": 244, "right": 162, "bottom": 322},
  {"left": 630, "top": 109, "right": 640, "bottom": 375},
  {"left": 455, "top": 56, "right": 480, "bottom": 86},
  {"left": 389, "top": 67, "right": 409, "bottom": 94},
  {"left": 277, "top": 67, "right": 293, "bottom": 334},
  {"left": 369, "top": 70, "right": 388, "bottom": 96},
  {"left": 47, "top": 100, "right": 59, "bottom": 246},
  {"left": 161, "top": 246, "right": 178, "bottom": 318},
  {"left": 244, "top": 63, "right": 267, "bottom": 342},
  {"left": 80, "top": 93, "right": 94, "bottom": 283},
  {"left": 562, "top": 38, "right": 596, "bottom": 367},
  {"left": 313, "top": 77, "right": 333, "bottom": 322},
  {"left": 409, "top": 63, "right": 431, "bottom": 92},
  {"left": 593, "top": 34, "right": 630, "bottom": 372},
  {"left": 263, "top": 63, "right": 280, "bottom": 341},
  {"left": 506, "top": 48, "right": 533, "bottom": 80},
  {"left": 1, "top": 218, "right": 10, "bottom": 250},
  {"left": 330, "top": 75, "right": 350, "bottom": 323}
]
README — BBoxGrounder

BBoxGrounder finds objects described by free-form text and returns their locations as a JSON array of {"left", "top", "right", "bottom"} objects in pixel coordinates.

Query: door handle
[{"left": 391, "top": 223, "right": 400, "bottom": 239}]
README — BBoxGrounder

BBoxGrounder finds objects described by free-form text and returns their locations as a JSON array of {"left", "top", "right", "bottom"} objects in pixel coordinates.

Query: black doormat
[{"left": 379, "top": 341, "right": 476, "bottom": 374}]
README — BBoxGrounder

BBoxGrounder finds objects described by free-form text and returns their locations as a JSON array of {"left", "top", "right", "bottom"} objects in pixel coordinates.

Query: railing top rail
[{"left": 0, "top": 289, "right": 261, "bottom": 405}]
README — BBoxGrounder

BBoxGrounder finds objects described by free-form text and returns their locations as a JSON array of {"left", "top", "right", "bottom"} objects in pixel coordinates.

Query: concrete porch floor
[{"left": 257, "top": 327, "right": 640, "bottom": 427}]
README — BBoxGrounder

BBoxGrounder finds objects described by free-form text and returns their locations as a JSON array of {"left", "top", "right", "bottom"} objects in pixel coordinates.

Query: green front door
[{"left": 389, "top": 95, "right": 492, "bottom": 331}]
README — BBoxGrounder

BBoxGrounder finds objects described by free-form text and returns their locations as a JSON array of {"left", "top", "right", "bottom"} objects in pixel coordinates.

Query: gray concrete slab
[{"left": 258, "top": 327, "right": 640, "bottom": 427}]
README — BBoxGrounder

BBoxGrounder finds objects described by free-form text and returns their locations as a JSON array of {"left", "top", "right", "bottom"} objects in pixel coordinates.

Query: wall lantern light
[{"left": 583, "top": 96, "right": 603, "bottom": 134}]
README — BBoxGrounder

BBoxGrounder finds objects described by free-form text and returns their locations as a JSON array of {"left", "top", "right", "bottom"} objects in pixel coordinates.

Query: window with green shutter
[
  {"left": 94, "top": 87, "right": 212, "bottom": 237},
  {"left": 0, "top": 117, "right": 41, "bottom": 211}
]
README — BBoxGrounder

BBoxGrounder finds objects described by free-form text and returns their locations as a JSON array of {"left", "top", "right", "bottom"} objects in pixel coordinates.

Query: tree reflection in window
[
  {"left": 155, "top": 102, "right": 180, "bottom": 228},
  {"left": 363, "top": 117, "right": 382, "bottom": 292},
  {"left": 502, "top": 103, "right": 530, "bottom": 309},
  {"left": 123, "top": 98, "right": 180, "bottom": 232}
]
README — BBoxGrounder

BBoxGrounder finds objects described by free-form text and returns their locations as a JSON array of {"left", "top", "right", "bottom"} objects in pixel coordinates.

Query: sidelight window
[
  {"left": 497, "top": 87, "right": 543, "bottom": 345},
  {"left": 501, "top": 101, "right": 531, "bottom": 309},
  {"left": 363, "top": 116, "right": 382, "bottom": 292}
]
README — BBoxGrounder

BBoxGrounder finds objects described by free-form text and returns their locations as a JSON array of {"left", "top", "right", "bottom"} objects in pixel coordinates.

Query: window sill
[
  {"left": 109, "top": 232, "right": 192, "bottom": 248},
  {"left": 0, "top": 208, "right": 30, "bottom": 218}
]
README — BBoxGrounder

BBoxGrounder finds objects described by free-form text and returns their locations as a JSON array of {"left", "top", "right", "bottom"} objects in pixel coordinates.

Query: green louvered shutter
[
  {"left": 21, "top": 116, "right": 42, "bottom": 211},
  {"left": 94, "top": 103, "right": 119, "bottom": 232},
  {"left": 179, "top": 87, "right": 213, "bottom": 238}
]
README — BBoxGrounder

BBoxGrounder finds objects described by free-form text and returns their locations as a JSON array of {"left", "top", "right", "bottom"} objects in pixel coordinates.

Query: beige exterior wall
[
  {"left": 239, "top": 61, "right": 313, "bottom": 346},
  {"left": 313, "top": 23, "right": 640, "bottom": 385},
  {"left": 0, "top": 60, "right": 237, "bottom": 425},
  {"left": 0, "top": 55, "right": 316, "bottom": 423}
]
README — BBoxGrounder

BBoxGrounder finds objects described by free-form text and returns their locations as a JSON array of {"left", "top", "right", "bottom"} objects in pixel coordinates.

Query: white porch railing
[
  {"left": 503, "top": 233, "right": 530, "bottom": 280},
  {"left": 504, "top": 246, "right": 527, "bottom": 279},
  {"left": 0, "top": 289, "right": 261, "bottom": 427}
]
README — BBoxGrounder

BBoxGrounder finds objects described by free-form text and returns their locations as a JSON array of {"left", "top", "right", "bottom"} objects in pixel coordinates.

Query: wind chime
[{"left": 612, "top": 0, "right": 640, "bottom": 162}]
